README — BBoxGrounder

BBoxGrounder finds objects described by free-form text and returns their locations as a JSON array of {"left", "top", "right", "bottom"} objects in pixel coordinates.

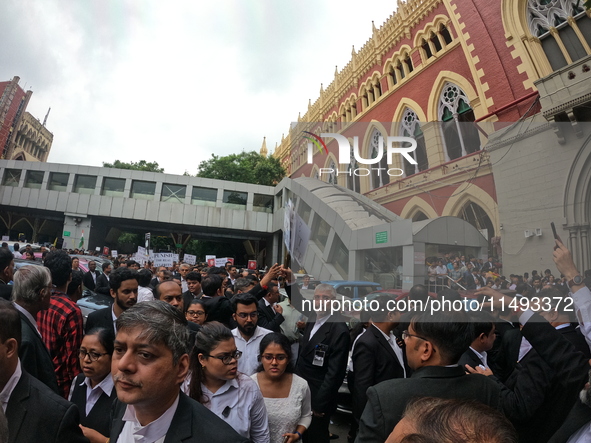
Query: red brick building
[{"left": 274, "top": 0, "right": 589, "bottom": 259}]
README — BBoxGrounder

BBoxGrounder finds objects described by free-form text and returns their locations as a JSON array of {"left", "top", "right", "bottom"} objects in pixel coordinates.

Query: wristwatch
[{"left": 568, "top": 274, "right": 583, "bottom": 288}]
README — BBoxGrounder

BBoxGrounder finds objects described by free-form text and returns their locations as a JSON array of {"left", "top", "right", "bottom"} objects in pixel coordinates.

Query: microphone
[{"left": 222, "top": 406, "right": 231, "bottom": 418}]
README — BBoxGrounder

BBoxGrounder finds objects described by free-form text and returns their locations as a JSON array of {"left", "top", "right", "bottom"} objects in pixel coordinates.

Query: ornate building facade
[
  {"left": 0, "top": 76, "right": 52, "bottom": 162},
  {"left": 274, "top": 0, "right": 591, "bottom": 272}
]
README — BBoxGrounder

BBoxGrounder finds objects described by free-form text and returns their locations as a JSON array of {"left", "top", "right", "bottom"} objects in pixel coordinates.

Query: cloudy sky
[{"left": 1, "top": 0, "right": 398, "bottom": 175}]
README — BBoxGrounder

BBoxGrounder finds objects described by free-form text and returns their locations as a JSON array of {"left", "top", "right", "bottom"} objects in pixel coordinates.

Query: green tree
[
  {"left": 103, "top": 160, "right": 164, "bottom": 173},
  {"left": 116, "top": 232, "right": 141, "bottom": 254},
  {"left": 196, "top": 151, "right": 285, "bottom": 186}
]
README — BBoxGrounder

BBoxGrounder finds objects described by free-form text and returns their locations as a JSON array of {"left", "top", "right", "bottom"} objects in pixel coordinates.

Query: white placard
[
  {"left": 135, "top": 247, "right": 149, "bottom": 265},
  {"left": 184, "top": 254, "right": 196, "bottom": 265},
  {"left": 95, "top": 247, "right": 101, "bottom": 252},
  {"left": 414, "top": 251, "right": 426, "bottom": 265},
  {"left": 283, "top": 199, "right": 294, "bottom": 249},
  {"left": 205, "top": 255, "right": 216, "bottom": 262},
  {"left": 154, "top": 253, "right": 174, "bottom": 267},
  {"left": 1, "top": 236, "right": 9, "bottom": 242},
  {"left": 291, "top": 213, "right": 311, "bottom": 265},
  {"left": 172, "top": 254, "right": 179, "bottom": 263},
  {"left": 111, "top": 250, "right": 118, "bottom": 258},
  {"left": 215, "top": 257, "right": 228, "bottom": 267}
]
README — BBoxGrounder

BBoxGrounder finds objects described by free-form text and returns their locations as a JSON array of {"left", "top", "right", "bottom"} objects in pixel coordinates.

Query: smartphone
[{"left": 551, "top": 222, "right": 562, "bottom": 248}]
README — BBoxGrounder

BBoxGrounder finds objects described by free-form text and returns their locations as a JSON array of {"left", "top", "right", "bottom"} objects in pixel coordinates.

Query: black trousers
[{"left": 303, "top": 414, "right": 331, "bottom": 443}]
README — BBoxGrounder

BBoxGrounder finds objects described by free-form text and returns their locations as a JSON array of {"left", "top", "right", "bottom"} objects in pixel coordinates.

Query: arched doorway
[
  {"left": 412, "top": 211, "right": 429, "bottom": 222},
  {"left": 458, "top": 201, "right": 495, "bottom": 256}
]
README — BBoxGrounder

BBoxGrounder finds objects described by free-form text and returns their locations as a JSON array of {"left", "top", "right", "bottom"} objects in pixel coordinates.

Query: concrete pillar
[
  {"left": 422, "top": 121, "right": 446, "bottom": 167},
  {"left": 402, "top": 242, "right": 427, "bottom": 290},
  {"left": 62, "top": 215, "right": 92, "bottom": 251}
]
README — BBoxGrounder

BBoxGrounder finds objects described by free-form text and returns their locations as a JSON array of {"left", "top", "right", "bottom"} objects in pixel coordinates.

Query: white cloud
[{"left": 1, "top": 0, "right": 398, "bottom": 175}]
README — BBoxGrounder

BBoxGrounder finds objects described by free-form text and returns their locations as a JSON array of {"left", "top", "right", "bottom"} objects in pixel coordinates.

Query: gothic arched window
[
  {"left": 438, "top": 83, "right": 480, "bottom": 161},
  {"left": 369, "top": 129, "right": 390, "bottom": 190},
  {"left": 400, "top": 108, "right": 429, "bottom": 177},
  {"left": 528, "top": 0, "right": 591, "bottom": 70}
]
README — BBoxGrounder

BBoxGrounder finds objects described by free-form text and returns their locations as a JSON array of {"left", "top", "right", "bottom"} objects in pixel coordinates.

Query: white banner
[
  {"left": 215, "top": 257, "right": 228, "bottom": 267},
  {"left": 111, "top": 250, "right": 118, "bottom": 258},
  {"left": 184, "top": 254, "right": 196, "bottom": 265},
  {"left": 154, "top": 253, "right": 174, "bottom": 267},
  {"left": 291, "top": 213, "right": 311, "bottom": 265},
  {"left": 172, "top": 254, "right": 179, "bottom": 263}
]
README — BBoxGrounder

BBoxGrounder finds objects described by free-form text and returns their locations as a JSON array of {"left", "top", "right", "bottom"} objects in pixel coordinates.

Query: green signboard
[
  {"left": 375, "top": 231, "right": 388, "bottom": 244},
  {"left": 63, "top": 231, "right": 70, "bottom": 237}
]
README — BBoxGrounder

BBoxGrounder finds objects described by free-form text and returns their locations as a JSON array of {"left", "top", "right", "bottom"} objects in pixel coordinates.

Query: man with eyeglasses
[
  {"left": 356, "top": 302, "right": 590, "bottom": 443},
  {"left": 231, "top": 294, "right": 272, "bottom": 375},
  {"left": 110, "top": 301, "right": 249, "bottom": 443}
]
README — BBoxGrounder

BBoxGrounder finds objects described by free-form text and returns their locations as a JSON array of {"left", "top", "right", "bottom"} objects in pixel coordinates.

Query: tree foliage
[
  {"left": 103, "top": 160, "right": 164, "bottom": 173},
  {"left": 196, "top": 151, "right": 285, "bottom": 186}
]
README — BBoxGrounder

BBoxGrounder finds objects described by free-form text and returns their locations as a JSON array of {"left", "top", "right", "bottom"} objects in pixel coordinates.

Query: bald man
[{"left": 154, "top": 281, "right": 200, "bottom": 343}]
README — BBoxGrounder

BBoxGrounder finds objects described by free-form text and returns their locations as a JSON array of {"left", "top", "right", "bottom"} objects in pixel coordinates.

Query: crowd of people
[
  {"left": 0, "top": 239, "right": 590, "bottom": 442},
  {"left": 426, "top": 253, "right": 572, "bottom": 294}
]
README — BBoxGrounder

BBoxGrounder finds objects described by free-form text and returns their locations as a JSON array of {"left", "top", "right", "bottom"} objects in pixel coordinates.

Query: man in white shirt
[
  {"left": 285, "top": 277, "right": 350, "bottom": 443},
  {"left": 0, "top": 299, "right": 87, "bottom": 442},
  {"left": 109, "top": 300, "right": 248, "bottom": 443},
  {"left": 351, "top": 295, "right": 407, "bottom": 440},
  {"left": 458, "top": 312, "right": 496, "bottom": 370},
  {"left": 12, "top": 243, "right": 22, "bottom": 259},
  {"left": 178, "top": 264, "right": 190, "bottom": 293},
  {"left": 231, "top": 294, "right": 272, "bottom": 375}
]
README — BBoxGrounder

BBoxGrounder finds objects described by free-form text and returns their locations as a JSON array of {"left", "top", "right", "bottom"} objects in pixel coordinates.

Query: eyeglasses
[
  {"left": 186, "top": 310, "right": 205, "bottom": 317},
  {"left": 236, "top": 312, "right": 258, "bottom": 319},
  {"left": 78, "top": 349, "right": 109, "bottom": 362},
  {"left": 261, "top": 354, "right": 288, "bottom": 362},
  {"left": 402, "top": 330, "right": 428, "bottom": 342},
  {"left": 205, "top": 350, "right": 242, "bottom": 365}
]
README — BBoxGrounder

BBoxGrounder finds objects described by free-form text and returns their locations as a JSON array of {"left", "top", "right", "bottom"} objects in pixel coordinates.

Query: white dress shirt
[
  {"left": 111, "top": 305, "right": 118, "bottom": 334},
  {"left": 263, "top": 297, "right": 276, "bottom": 314},
  {"left": 202, "top": 373, "right": 270, "bottom": 443},
  {"left": 571, "top": 286, "right": 591, "bottom": 348},
  {"left": 0, "top": 359, "right": 22, "bottom": 413},
  {"left": 13, "top": 302, "right": 41, "bottom": 337},
  {"left": 469, "top": 346, "right": 488, "bottom": 368},
  {"left": 567, "top": 421, "right": 591, "bottom": 443},
  {"left": 373, "top": 325, "right": 407, "bottom": 378},
  {"left": 232, "top": 326, "right": 273, "bottom": 376},
  {"left": 117, "top": 393, "right": 180, "bottom": 443},
  {"left": 68, "top": 374, "right": 114, "bottom": 416},
  {"left": 309, "top": 314, "right": 331, "bottom": 339}
]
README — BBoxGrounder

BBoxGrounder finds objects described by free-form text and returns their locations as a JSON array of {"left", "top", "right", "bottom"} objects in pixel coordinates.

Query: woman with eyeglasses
[
  {"left": 187, "top": 321, "right": 270, "bottom": 443},
  {"left": 68, "top": 327, "right": 116, "bottom": 438},
  {"left": 186, "top": 298, "right": 207, "bottom": 325},
  {"left": 252, "top": 333, "right": 312, "bottom": 443}
]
